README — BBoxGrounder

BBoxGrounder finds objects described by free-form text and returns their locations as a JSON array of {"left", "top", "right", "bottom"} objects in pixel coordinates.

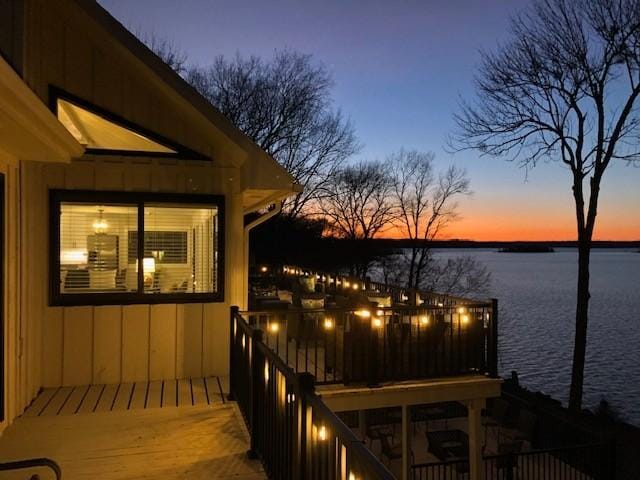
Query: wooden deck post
[
  {"left": 228, "top": 306, "right": 239, "bottom": 401},
  {"left": 247, "top": 328, "right": 263, "bottom": 459},
  {"left": 489, "top": 299, "right": 499, "bottom": 378},
  {"left": 401, "top": 404, "right": 411, "bottom": 480},
  {"left": 297, "top": 373, "right": 315, "bottom": 479},
  {"left": 467, "top": 398, "right": 485, "bottom": 480}
]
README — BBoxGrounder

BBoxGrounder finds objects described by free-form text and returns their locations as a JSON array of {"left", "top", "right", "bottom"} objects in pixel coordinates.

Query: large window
[{"left": 51, "top": 191, "right": 224, "bottom": 305}]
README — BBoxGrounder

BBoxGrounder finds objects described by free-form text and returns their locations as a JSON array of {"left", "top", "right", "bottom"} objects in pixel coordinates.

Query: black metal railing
[
  {"left": 412, "top": 442, "right": 614, "bottom": 480},
  {"left": 0, "top": 458, "right": 62, "bottom": 479},
  {"left": 254, "top": 263, "right": 488, "bottom": 308},
  {"left": 241, "top": 302, "right": 497, "bottom": 386},
  {"left": 230, "top": 306, "right": 395, "bottom": 480},
  {"left": 411, "top": 458, "right": 469, "bottom": 480}
]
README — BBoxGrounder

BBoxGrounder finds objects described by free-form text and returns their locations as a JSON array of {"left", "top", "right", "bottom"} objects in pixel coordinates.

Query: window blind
[
  {"left": 59, "top": 203, "right": 138, "bottom": 292},
  {"left": 143, "top": 205, "right": 218, "bottom": 294}
]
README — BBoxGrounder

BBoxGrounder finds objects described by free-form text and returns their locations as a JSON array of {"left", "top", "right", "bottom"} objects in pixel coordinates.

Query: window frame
[
  {"left": 49, "top": 86, "right": 210, "bottom": 161},
  {"left": 50, "top": 189, "right": 225, "bottom": 306}
]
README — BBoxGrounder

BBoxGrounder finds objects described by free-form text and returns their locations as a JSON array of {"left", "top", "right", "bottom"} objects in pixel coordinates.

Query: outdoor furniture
[
  {"left": 426, "top": 429, "right": 469, "bottom": 474},
  {"left": 413, "top": 403, "right": 449, "bottom": 433},
  {"left": 366, "top": 424, "right": 393, "bottom": 453},
  {"left": 380, "top": 434, "right": 413, "bottom": 466},
  {"left": 288, "top": 293, "right": 325, "bottom": 344}
]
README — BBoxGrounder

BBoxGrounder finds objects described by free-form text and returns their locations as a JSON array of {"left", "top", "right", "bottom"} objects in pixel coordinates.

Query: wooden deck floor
[
  {"left": 0, "top": 378, "right": 265, "bottom": 479},
  {"left": 21, "top": 377, "right": 228, "bottom": 417}
]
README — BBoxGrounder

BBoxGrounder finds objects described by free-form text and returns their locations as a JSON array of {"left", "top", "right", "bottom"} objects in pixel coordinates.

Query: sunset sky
[{"left": 100, "top": 0, "right": 640, "bottom": 241}]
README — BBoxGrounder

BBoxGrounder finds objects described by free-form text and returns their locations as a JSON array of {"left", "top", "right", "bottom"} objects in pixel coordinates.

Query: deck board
[
  {"left": 41, "top": 387, "right": 74, "bottom": 416},
  {"left": 178, "top": 378, "right": 192, "bottom": 406},
  {"left": 129, "top": 381, "right": 148, "bottom": 410},
  {"left": 191, "top": 377, "right": 208, "bottom": 405},
  {"left": 3, "top": 394, "right": 265, "bottom": 480},
  {"left": 146, "top": 380, "right": 163, "bottom": 408},
  {"left": 218, "top": 375, "right": 230, "bottom": 398},
  {"left": 162, "top": 379, "right": 177, "bottom": 407},
  {"left": 23, "top": 377, "right": 221, "bottom": 419},
  {"left": 112, "top": 382, "right": 134, "bottom": 411},
  {"left": 59, "top": 385, "right": 90, "bottom": 415},
  {"left": 77, "top": 384, "right": 105, "bottom": 414},
  {"left": 95, "top": 383, "right": 118, "bottom": 412},
  {"left": 22, "top": 388, "right": 59, "bottom": 417},
  {"left": 205, "top": 376, "right": 222, "bottom": 404}
]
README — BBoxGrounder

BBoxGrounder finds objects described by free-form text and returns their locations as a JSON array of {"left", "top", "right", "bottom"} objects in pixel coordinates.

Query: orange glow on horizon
[{"left": 378, "top": 209, "right": 640, "bottom": 242}]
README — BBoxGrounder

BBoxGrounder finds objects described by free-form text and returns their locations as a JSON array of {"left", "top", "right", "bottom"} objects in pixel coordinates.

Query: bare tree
[
  {"left": 138, "top": 30, "right": 188, "bottom": 75},
  {"left": 318, "top": 161, "right": 396, "bottom": 276},
  {"left": 187, "top": 51, "right": 359, "bottom": 217},
  {"left": 423, "top": 256, "right": 492, "bottom": 298},
  {"left": 375, "top": 252, "right": 491, "bottom": 299},
  {"left": 453, "top": 0, "right": 640, "bottom": 411},
  {"left": 389, "top": 150, "right": 471, "bottom": 290},
  {"left": 319, "top": 160, "right": 396, "bottom": 240}
]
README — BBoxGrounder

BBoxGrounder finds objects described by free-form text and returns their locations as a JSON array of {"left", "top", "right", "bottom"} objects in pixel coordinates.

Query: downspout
[{"left": 242, "top": 201, "right": 282, "bottom": 309}]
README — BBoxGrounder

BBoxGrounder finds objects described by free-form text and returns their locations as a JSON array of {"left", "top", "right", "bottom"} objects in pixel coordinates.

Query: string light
[
  {"left": 318, "top": 425, "right": 328, "bottom": 441},
  {"left": 268, "top": 322, "right": 280, "bottom": 334},
  {"left": 323, "top": 318, "right": 334, "bottom": 330},
  {"left": 372, "top": 317, "right": 383, "bottom": 328},
  {"left": 355, "top": 309, "right": 371, "bottom": 318},
  {"left": 420, "top": 315, "right": 430, "bottom": 326}
]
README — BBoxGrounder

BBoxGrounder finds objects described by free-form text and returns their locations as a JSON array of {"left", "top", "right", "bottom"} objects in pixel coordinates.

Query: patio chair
[
  {"left": 426, "top": 429, "right": 469, "bottom": 463},
  {"left": 365, "top": 423, "right": 393, "bottom": 453},
  {"left": 380, "top": 434, "right": 414, "bottom": 466}
]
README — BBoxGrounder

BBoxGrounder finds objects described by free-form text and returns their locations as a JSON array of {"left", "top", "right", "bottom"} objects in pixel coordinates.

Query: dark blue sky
[{"left": 99, "top": 0, "right": 639, "bottom": 240}]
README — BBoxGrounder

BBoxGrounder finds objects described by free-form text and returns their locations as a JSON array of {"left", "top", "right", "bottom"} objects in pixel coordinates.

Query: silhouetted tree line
[{"left": 146, "top": 38, "right": 489, "bottom": 297}]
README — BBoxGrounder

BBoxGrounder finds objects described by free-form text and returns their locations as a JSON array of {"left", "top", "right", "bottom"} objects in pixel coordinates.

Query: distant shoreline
[{"left": 369, "top": 239, "right": 640, "bottom": 249}]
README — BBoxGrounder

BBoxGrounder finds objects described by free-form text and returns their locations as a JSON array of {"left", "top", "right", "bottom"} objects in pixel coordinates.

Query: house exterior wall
[
  {"left": 0, "top": 0, "right": 255, "bottom": 422},
  {"left": 0, "top": 152, "right": 22, "bottom": 434},
  {"left": 22, "top": 159, "right": 243, "bottom": 390},
  {"left": 19, "top": 0, "right": 249, "bottom": 169},
  {"left": 0, "top": 0, "right": 293, "bottom": 428}
]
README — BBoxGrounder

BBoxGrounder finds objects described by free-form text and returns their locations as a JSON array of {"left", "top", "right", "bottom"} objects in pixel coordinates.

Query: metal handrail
[
  {"left": 230, "top": 308, "right": 395, "bottom": 480},
  {"left": 482, "top": 441, "right": 611, "bottom": 460},
  {"left": 241, "top": 301, "right": 498, "bottom": 384},
  {"left": 240, "top": 302, "right": 493, "bottom": 316},
  {"left": 0, "top": 458, "right": 62, "bottom": 479}
]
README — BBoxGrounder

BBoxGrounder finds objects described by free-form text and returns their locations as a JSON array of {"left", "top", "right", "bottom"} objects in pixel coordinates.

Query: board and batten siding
[
  {"left": 20, "top": 159, "right": 243, "bottom": 389},
  {"left": 20, "top": 0, "right": 247, "bottom": 170},
  {"left": 1, "top": 153, "right": 25, "bottom": 433}
]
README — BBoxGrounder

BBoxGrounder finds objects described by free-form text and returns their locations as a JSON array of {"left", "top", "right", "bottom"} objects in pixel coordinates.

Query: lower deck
[{"left": 0, "top": 378, "right": 265, "bottom": 480}]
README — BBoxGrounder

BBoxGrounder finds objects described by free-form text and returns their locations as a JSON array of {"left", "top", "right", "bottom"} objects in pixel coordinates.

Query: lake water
[{"left": 430, "top": 248, "right": 640, "bottom": 425}]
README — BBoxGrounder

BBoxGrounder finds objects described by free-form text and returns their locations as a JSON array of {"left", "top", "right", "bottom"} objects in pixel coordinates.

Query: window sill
[{"left": 50, "top": 292, "right": 224, "bottom": 307}]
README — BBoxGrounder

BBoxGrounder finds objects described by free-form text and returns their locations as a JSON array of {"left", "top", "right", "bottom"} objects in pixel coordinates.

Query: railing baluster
[{"left": 231, "top": 308, "right": 395, "bottom": 480}]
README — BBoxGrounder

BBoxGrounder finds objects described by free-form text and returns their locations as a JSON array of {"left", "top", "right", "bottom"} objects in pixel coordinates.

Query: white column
[
  {"left": 402, "top": 404, "right": 411, "bottom": 480},
  {"left": 468, "top": 398, "right": 486, "bottom": 480}
]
